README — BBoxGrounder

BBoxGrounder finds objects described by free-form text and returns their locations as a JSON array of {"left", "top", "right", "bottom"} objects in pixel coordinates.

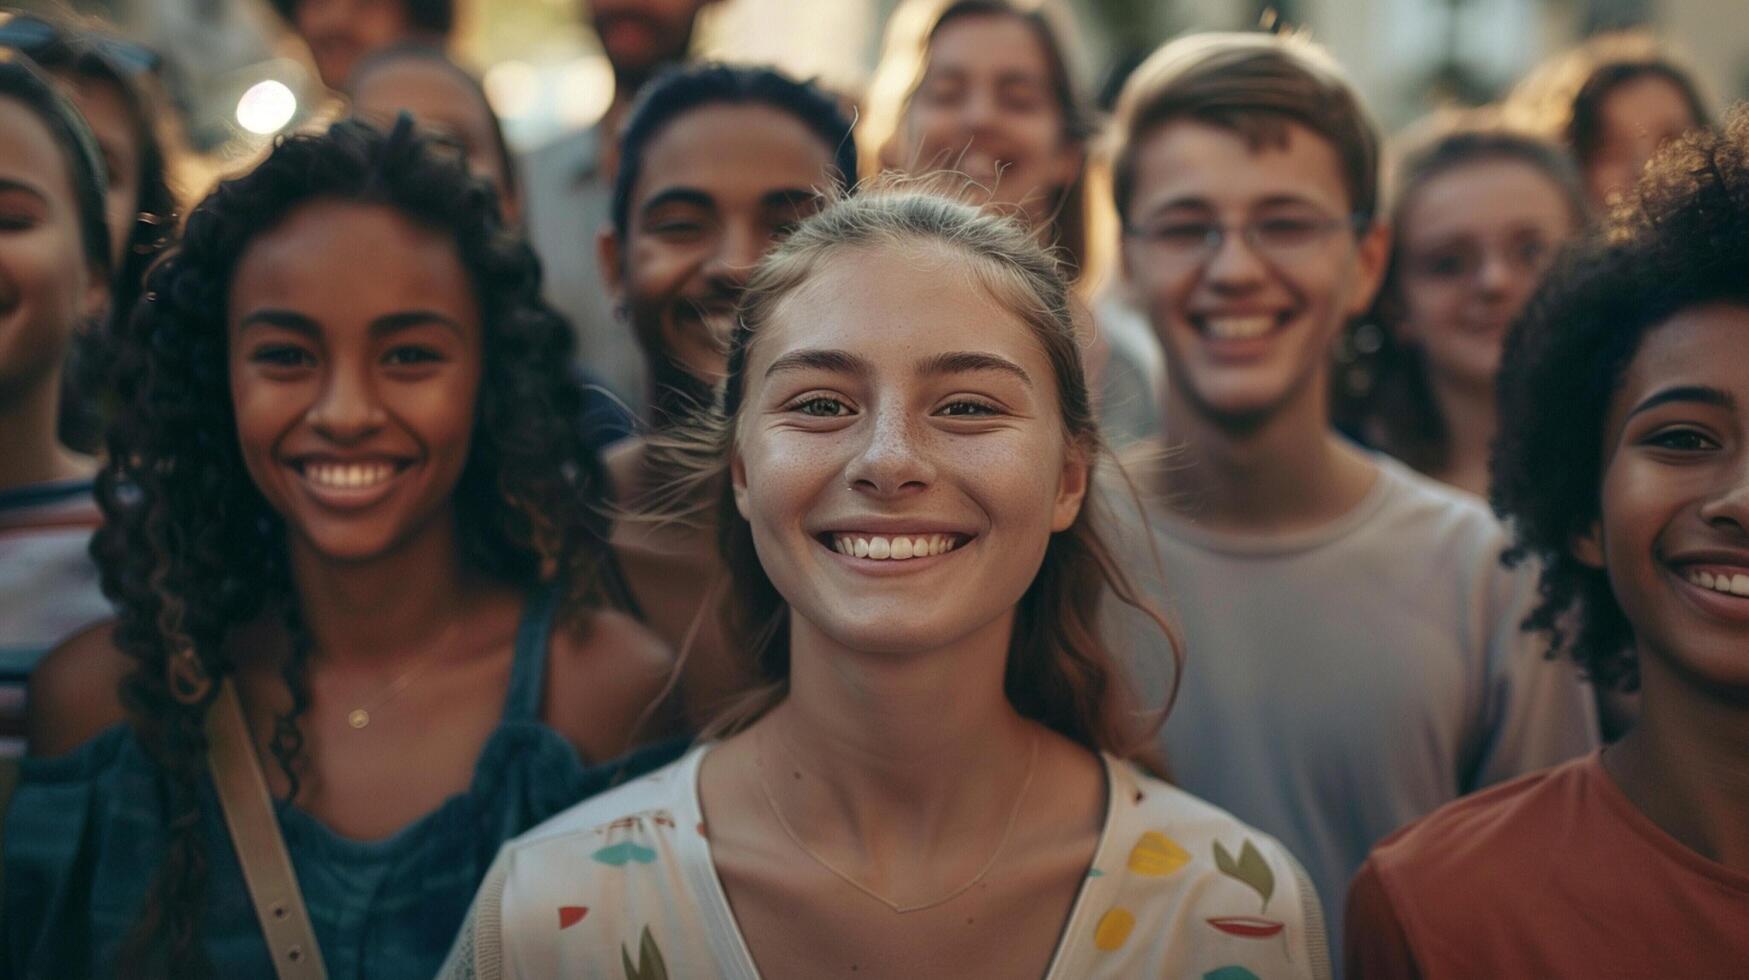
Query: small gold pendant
[{"left": 348, "top": 708, "right": 370, "bottom": 729}]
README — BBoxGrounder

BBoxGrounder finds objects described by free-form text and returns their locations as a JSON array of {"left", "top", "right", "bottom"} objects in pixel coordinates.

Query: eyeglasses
[
  {"left": 0, "top": 13, "right": 162, "bottom": 77},
  {"left": 1123, "top": 212, "right": 1366, "bottom": 270}
]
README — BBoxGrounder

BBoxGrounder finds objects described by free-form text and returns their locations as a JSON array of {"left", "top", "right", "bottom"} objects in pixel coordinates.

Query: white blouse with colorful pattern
[{"left": 442, "top": 744, "right": 1331, "bottom": 980}]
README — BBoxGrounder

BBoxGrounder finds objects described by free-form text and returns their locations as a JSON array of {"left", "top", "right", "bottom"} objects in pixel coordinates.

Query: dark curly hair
[
  {"left": 1491, "top": 106, "right": 1749, "bottom": 693},
  {"left": 93, "top": 115, "right": 621, "bottom": 978}
]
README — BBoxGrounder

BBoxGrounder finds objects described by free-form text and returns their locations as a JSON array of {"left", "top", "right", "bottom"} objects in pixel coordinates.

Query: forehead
[
  {"left": 1616, "top": 303, "right": 1749, "bottom": 406},
  {"left": 925, "top": 14, "right": 1055, "bottom": 81},
  {"left": 228, "top": 199, "right": 477, "bottom": 325},
  {"left": 631, "top": 103, "right": 835, "bottom": 212},
  {"left": 352, "top": 63, "right": 492, "bottom": 145},
  {"left": 755, "top": 243, "right": 1053, "bottom": 377},
  {"left": 0, "top": 98, "right": 81, "bottom": 203},
  {"left": 1599, "top": 75, "right": 1698, "bottom": 135},
  {"left": 1402, "top": 159, "right": 1577, "bottom": 240},
  {"left": 1127, "top": 117, "right": 1352, "bottom": 216}
]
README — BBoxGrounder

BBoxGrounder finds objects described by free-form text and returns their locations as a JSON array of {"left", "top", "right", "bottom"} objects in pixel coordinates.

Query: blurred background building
[{"left": 17, "top": 0, "right": 1749, "bottom": 172}]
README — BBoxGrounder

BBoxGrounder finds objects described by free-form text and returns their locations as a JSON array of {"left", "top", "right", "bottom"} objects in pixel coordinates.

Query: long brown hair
[{"left": 648, "top": 185, "right": 1179, "bottom": 758}]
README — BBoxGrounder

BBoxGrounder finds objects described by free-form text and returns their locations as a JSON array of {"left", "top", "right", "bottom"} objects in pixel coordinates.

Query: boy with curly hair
[{"left": 1347, "top": 107, "right": 1749, "bottom": 978}]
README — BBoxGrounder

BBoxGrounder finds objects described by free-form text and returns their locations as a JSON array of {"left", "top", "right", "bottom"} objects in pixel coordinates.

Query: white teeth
[
  {"left": 1687, "top": 568, "right": 1749, "bottom": 597},
  {"left": 1203, "top": 315, "right": 1276, "bottom": 340},
  {"left": 303, "top": 462, "right": 396, "bottom": 490},
  {"left": 832, "top": 534, "right": 962, "bottom": 561}
]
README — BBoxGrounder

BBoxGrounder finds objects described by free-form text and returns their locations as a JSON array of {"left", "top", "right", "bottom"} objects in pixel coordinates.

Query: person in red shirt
[{"left": 1345, "top": 107, "right": 1749, "bottom": 979}]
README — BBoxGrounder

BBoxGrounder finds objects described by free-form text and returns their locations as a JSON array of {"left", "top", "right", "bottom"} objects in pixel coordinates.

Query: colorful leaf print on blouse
[
  {"left": 1203, "top": 967, "right": 1262, "bottom": 980},
  {"left": 1212, "top": 838, "right": 1275, "bottom": 911},
  {"left": 620, "top": 925, "right": 669, "bottom": 980},
  {"left": 1206, "top": 916, "right": 1284, "bottom": 938},
  {"left": 1093, "top": 907, "right": 1136, "bottom": 951},
  {"left": 558, "top": 906, "right": 589, "bottom": 929},
  {"left": 592, "top": 841, "right": 658, "bottom": 866},
  {"left": 1126, "top": 831, "right": 1191, "bottom": 877}
]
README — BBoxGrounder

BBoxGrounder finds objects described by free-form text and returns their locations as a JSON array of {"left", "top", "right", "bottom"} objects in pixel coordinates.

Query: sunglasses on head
[{"left": 0, "top": 12, "right": 161, "bottom": 77}]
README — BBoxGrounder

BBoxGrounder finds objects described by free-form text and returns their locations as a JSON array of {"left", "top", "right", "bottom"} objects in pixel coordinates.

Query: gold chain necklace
[
  {"left": 336, "top": 620, "right": 465, "bottom": 730},
  {"left": 754, "top": 724, "right": 1040, "bottom": 914}
]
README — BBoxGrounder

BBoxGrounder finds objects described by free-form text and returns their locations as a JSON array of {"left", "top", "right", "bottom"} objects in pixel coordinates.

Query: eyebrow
[
  {"left": 1626, "top": 384, "right": 1736, "bottom": 419},
  {"left": 763, "top": 347, "right": 1033, "bottom": 387},
  {"left": 638, "top": 187, "right": 715, "bottom": 217},
  {"left": 916, "top": 350, "right": 1033, "bottom": 386},
  {"left": 765, "top": 348, "right": 869, "bottom": 379},
  {"left": 1138, "top": 193, "right": 1329, "bottom": 217},
  {"left": 762, "top": 188, "right": 822, "bottom": 209},
  {"left": 0, "top": 177, "right": 48, "bottom": 203},
  {"left": 237, "top": 308, "right": 465, "bottom": 337}
]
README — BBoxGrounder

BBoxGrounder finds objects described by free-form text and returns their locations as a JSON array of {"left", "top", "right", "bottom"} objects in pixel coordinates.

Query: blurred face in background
[
  {"left": 0, "top": 97, "right": 105, "bottom": 404},
  {"left": 1585, "top": 74, "right": 1700, "bottom": 207},
  {"left": 295, "top": 0, "right": 417, "bottom": 90},
  {"left": 899, "top": 12, "right": 1080, "bottom": 229},
  {"left": 1393, "top": 158, "right": 1580, "bottom": 393},
  {"left": 589, "top": 0, "right": 715, "bottom": 90},
  {"left": 600, "top": 103, "right": 835, "bottom": 388},
  {"left": 349, "top": 56, "right": 520, "bottom": 222}
]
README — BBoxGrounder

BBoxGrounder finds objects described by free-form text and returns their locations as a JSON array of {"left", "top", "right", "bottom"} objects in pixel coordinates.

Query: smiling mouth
[
  {"left": 1684, "top": 567, "right": 1749, "bottom": 598},
  {"left": 825, "top": 533, "right": 969, "bottom": 561},
  {"left": 1192, "top": 312, "right": 1290, "bottom": 342}
]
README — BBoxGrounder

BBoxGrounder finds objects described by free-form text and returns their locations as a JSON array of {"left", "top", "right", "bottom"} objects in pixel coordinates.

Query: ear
[
  {"left": 596, "top": 227, "right": 625, "bottom": 305},
  {"left": 1344, "top": 219, "right": 1393, "bottom": 319},
  {"left": 730, "top": 442, "right": 752, "bottom": 522},
  {"left": 1571, "top": 521, "right": 1606, "bottom": 570},
  {"left": 1050, "top": 446, "right": 1090, "bottom": 533}
]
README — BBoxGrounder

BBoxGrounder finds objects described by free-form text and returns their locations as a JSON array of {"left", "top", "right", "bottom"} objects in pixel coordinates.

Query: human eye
[
  {"left": 790, "top": 394, "right": 854, "bottom": 418},
  {"left": 937, "top": 397, "right": 1002, "bottom": 418},
  {"left": 1144, "top": 221, "right": 1214, "bottom": 249},
  {"left": 382, "top": 345, "right": 445, "bottom": 367},
  {"left": 1512, "top": 236, "right": 1552, "bottom": 269},
  {"left": 1252, "top": 215, "right": 1328, "bottom": 248},
  {"left": 249, "top": 344, "right": 315, "bottom": 369},
  {"left": 1412, "top": 248, "right": 1472, "bottom": 280},
  {"left": 1644, "top": 427, "right": 1719, "bottom": 453}
]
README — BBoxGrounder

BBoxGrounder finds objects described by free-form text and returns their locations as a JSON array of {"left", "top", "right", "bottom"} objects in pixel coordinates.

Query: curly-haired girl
[
  {"left": 444, "top": 188, "right": 1329, "bottom": 979},
  {"left": 1347, "top": 107, "right": 1749, "bottom": 979},
  {"left": 5, "top": 116, "right": 680, "bottom": 980}
]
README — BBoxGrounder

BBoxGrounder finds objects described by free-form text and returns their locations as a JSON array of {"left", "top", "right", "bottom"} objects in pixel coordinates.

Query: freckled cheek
[{"left": 740, "top": 437, "right": 835, "bottom": 538}]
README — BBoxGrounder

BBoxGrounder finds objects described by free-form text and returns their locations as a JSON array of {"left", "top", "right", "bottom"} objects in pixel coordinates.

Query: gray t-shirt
[{"left": 1105, "top": 454, "right": 1598, "bottom": 970}]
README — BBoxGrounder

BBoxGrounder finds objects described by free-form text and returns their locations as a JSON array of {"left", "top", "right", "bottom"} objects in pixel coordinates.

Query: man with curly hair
[{"left": 1347, "top": 107, "right": 1749, "bottom": 979}]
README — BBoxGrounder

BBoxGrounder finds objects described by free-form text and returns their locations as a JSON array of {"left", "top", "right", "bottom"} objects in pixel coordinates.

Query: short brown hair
[{"left": 1110, "top": 32, "right": 1381, "bottom": 224}]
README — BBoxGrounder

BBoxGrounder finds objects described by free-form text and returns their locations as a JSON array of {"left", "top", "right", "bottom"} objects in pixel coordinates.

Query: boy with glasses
[{"left": 1104, "top": 33, "right": 1597, "bottom": 965}]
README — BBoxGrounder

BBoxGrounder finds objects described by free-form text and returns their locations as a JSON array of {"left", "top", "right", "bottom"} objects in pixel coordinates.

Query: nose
[
  {"left": 703, "top": 218, "right": 767, "bottom": 295},
  {"left": 1475, "top": 251, "right": 1517, "bottom": 299},
  {"left": 1698, "top": 462, "right": 1749, "bottom": 537},
  {"left": 1202, "top": 225, "right": 1269, "bottom": 289},
  {"left": 306, "top": 360, "right": 385, "bottom": 443},
  {"left": 844, "top": 404, "right": 934, "bottom": 498}
]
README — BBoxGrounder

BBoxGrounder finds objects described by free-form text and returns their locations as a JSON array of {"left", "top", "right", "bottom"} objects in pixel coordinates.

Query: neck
[
  {"left": 1156, "top": 380, "right": 1377, "bottom": 534},
  {"left": 760, "top": 611, "right": 1037, "bottom": 849},
  {"left": 1604, "top": 655, "right": 1749, "bottom": 873},
  {"left": 286, "top": 510, "right": 477, "bottom": 665},
  {"left": 0, "top": 377, "right": 91, "bottom": 492},
  {"left": 1427, "top": 372, "right": 1497, "bottom": 497}
]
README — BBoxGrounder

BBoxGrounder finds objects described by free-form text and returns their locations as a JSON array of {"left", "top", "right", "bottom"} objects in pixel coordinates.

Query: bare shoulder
[
  {"left": 542, "top": 607, "right": 678, "bottom": 760},
  {"left": 27, "top": 620, "right": 134, "bottom": 757}
]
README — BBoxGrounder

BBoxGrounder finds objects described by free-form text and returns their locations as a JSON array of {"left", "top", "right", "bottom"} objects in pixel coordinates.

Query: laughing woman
[
  {"left": 4, "top": 117, "right": 678, "bottom": 979},
  {"left": 443, "top": 189, "right": 1329, "bottom": 979}
]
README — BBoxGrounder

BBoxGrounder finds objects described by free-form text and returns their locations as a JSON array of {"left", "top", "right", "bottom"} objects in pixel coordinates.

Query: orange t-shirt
[{"left": 1346, "top": 753, "right": 1749, "bottom": 979}]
